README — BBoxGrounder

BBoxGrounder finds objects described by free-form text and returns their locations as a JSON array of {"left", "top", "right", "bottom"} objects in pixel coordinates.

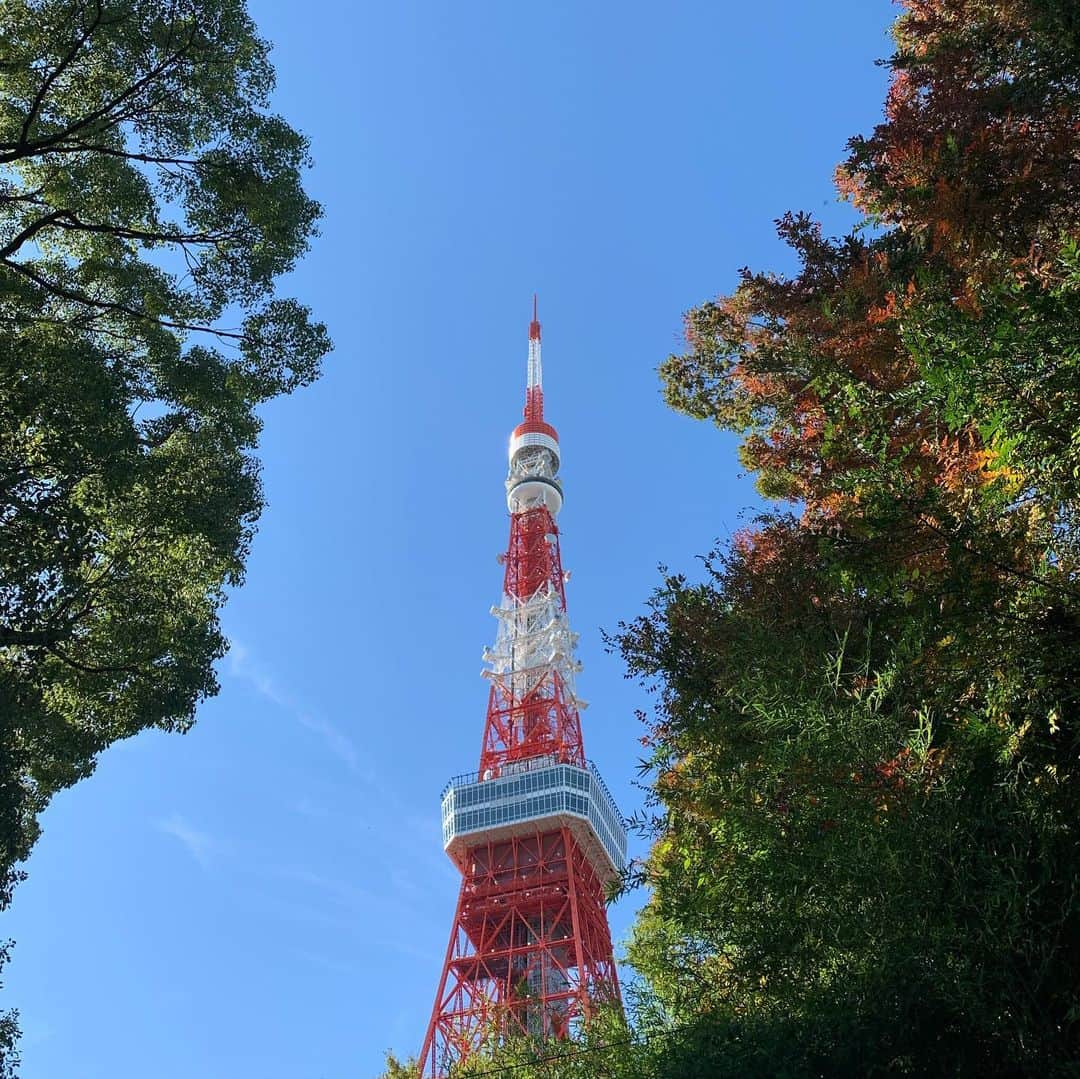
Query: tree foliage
[
  {"left": 609, "top": 0, "right": 1080, "bottom": 1075},
  {"left": 0, "top": 943, "right": 17, "bottom": 1079},
  {"left": 0, "top": 0, "right": 329, "bottom": 914}
]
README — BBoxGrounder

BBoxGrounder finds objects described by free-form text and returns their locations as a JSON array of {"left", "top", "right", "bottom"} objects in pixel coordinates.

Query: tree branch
[
  {"left": 52, "top": 212, "right": 233, "bottom": 249},
  {"left": 17, "top": 0, "right": 104, "bottom": 149},
  {"left": 45, "top": 642, "right": 145, "bottom": 676},
  {"left": 0, "top": 29, "right": 197, "bottom": 165},
  {"left": 0, "top": 258, "right": 246, "bottom": 342},
  {"left": 32, "top": 141, "right": 203, "bottom": 168},
  {"left": 0, "top": 626, "right": 71, "bottom": 647},
  {"left": 0, "top": 209, "right": 66, "bottom": 259}
]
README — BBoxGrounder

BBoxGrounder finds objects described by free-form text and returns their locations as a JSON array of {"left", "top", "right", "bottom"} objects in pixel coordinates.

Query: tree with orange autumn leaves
[{"left": 613, "top": 1, "right": 1080, "bottom": 1075}]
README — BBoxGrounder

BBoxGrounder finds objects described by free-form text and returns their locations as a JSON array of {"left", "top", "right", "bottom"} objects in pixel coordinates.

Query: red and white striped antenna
[{"left": 525, "top": 293, "right": 544, "bottom": 422}]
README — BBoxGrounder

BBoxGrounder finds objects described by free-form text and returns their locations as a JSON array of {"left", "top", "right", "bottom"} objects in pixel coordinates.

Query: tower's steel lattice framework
[{"left": 418, "top": 302, "right": 627, "bottom": 1077}]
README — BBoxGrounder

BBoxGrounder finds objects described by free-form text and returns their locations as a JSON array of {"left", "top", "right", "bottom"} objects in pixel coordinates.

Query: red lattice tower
[{"left": 418, "top": 300, "right": 625, "bottom": 1077}]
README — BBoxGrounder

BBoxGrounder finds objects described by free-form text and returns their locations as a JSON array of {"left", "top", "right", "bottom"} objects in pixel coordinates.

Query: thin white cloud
[
  {"left": 297, "top": 712, "right": 359, "bottom": 771},
  {"left": 294, "top": 797, "right": 330, "bottom": 818},
  {"left": 157, "top": 814, "right": 215, "bottom": 868},
  {"left": 227, "top": 640, "right": 290, "bottom": 710},
  {"left": 291, "top": 948, "right": 359, "bottom": 976},
  {"left": 226, "top": 639, "right": 362, "bottom": 775}
]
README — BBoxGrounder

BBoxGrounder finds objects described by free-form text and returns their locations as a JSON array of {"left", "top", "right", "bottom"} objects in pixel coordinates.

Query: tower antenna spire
[{"left": 525, "top": 294, "right": 544, "bottom": 421}]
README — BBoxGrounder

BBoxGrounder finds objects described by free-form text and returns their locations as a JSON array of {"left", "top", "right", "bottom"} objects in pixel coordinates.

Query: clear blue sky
[{"left": 8, "top": 2, "right": 894, "bottom": 1075}]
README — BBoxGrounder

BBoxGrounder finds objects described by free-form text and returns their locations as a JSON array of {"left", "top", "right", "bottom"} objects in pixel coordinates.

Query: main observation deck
[{"left": 441, "top": 757, "right": 627, "bottom": 884}]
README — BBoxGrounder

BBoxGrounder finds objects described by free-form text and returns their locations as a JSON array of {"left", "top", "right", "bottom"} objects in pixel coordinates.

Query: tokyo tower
[{"left": 418, "top": 300, "right": 627, "bottom": 1077}]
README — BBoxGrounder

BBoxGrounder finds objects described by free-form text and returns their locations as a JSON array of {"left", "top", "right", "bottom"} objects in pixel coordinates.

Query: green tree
[
  {"left": 377, "top": 1054, "right": 420, "bottom": 1079},
  {"left": 0, "top": 0, "right": 329, "bottom": 911},
  {"left": 0, "top": 943, "right": 17, "bottom": 1079},
  {"left": 614, "top": 0, "right": 1080, "bottom": 1075}
]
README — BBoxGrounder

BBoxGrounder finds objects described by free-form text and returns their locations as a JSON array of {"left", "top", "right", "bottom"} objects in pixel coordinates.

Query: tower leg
[{"left": 418, "top": 829, "right": 619, "bottom": 1077}]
